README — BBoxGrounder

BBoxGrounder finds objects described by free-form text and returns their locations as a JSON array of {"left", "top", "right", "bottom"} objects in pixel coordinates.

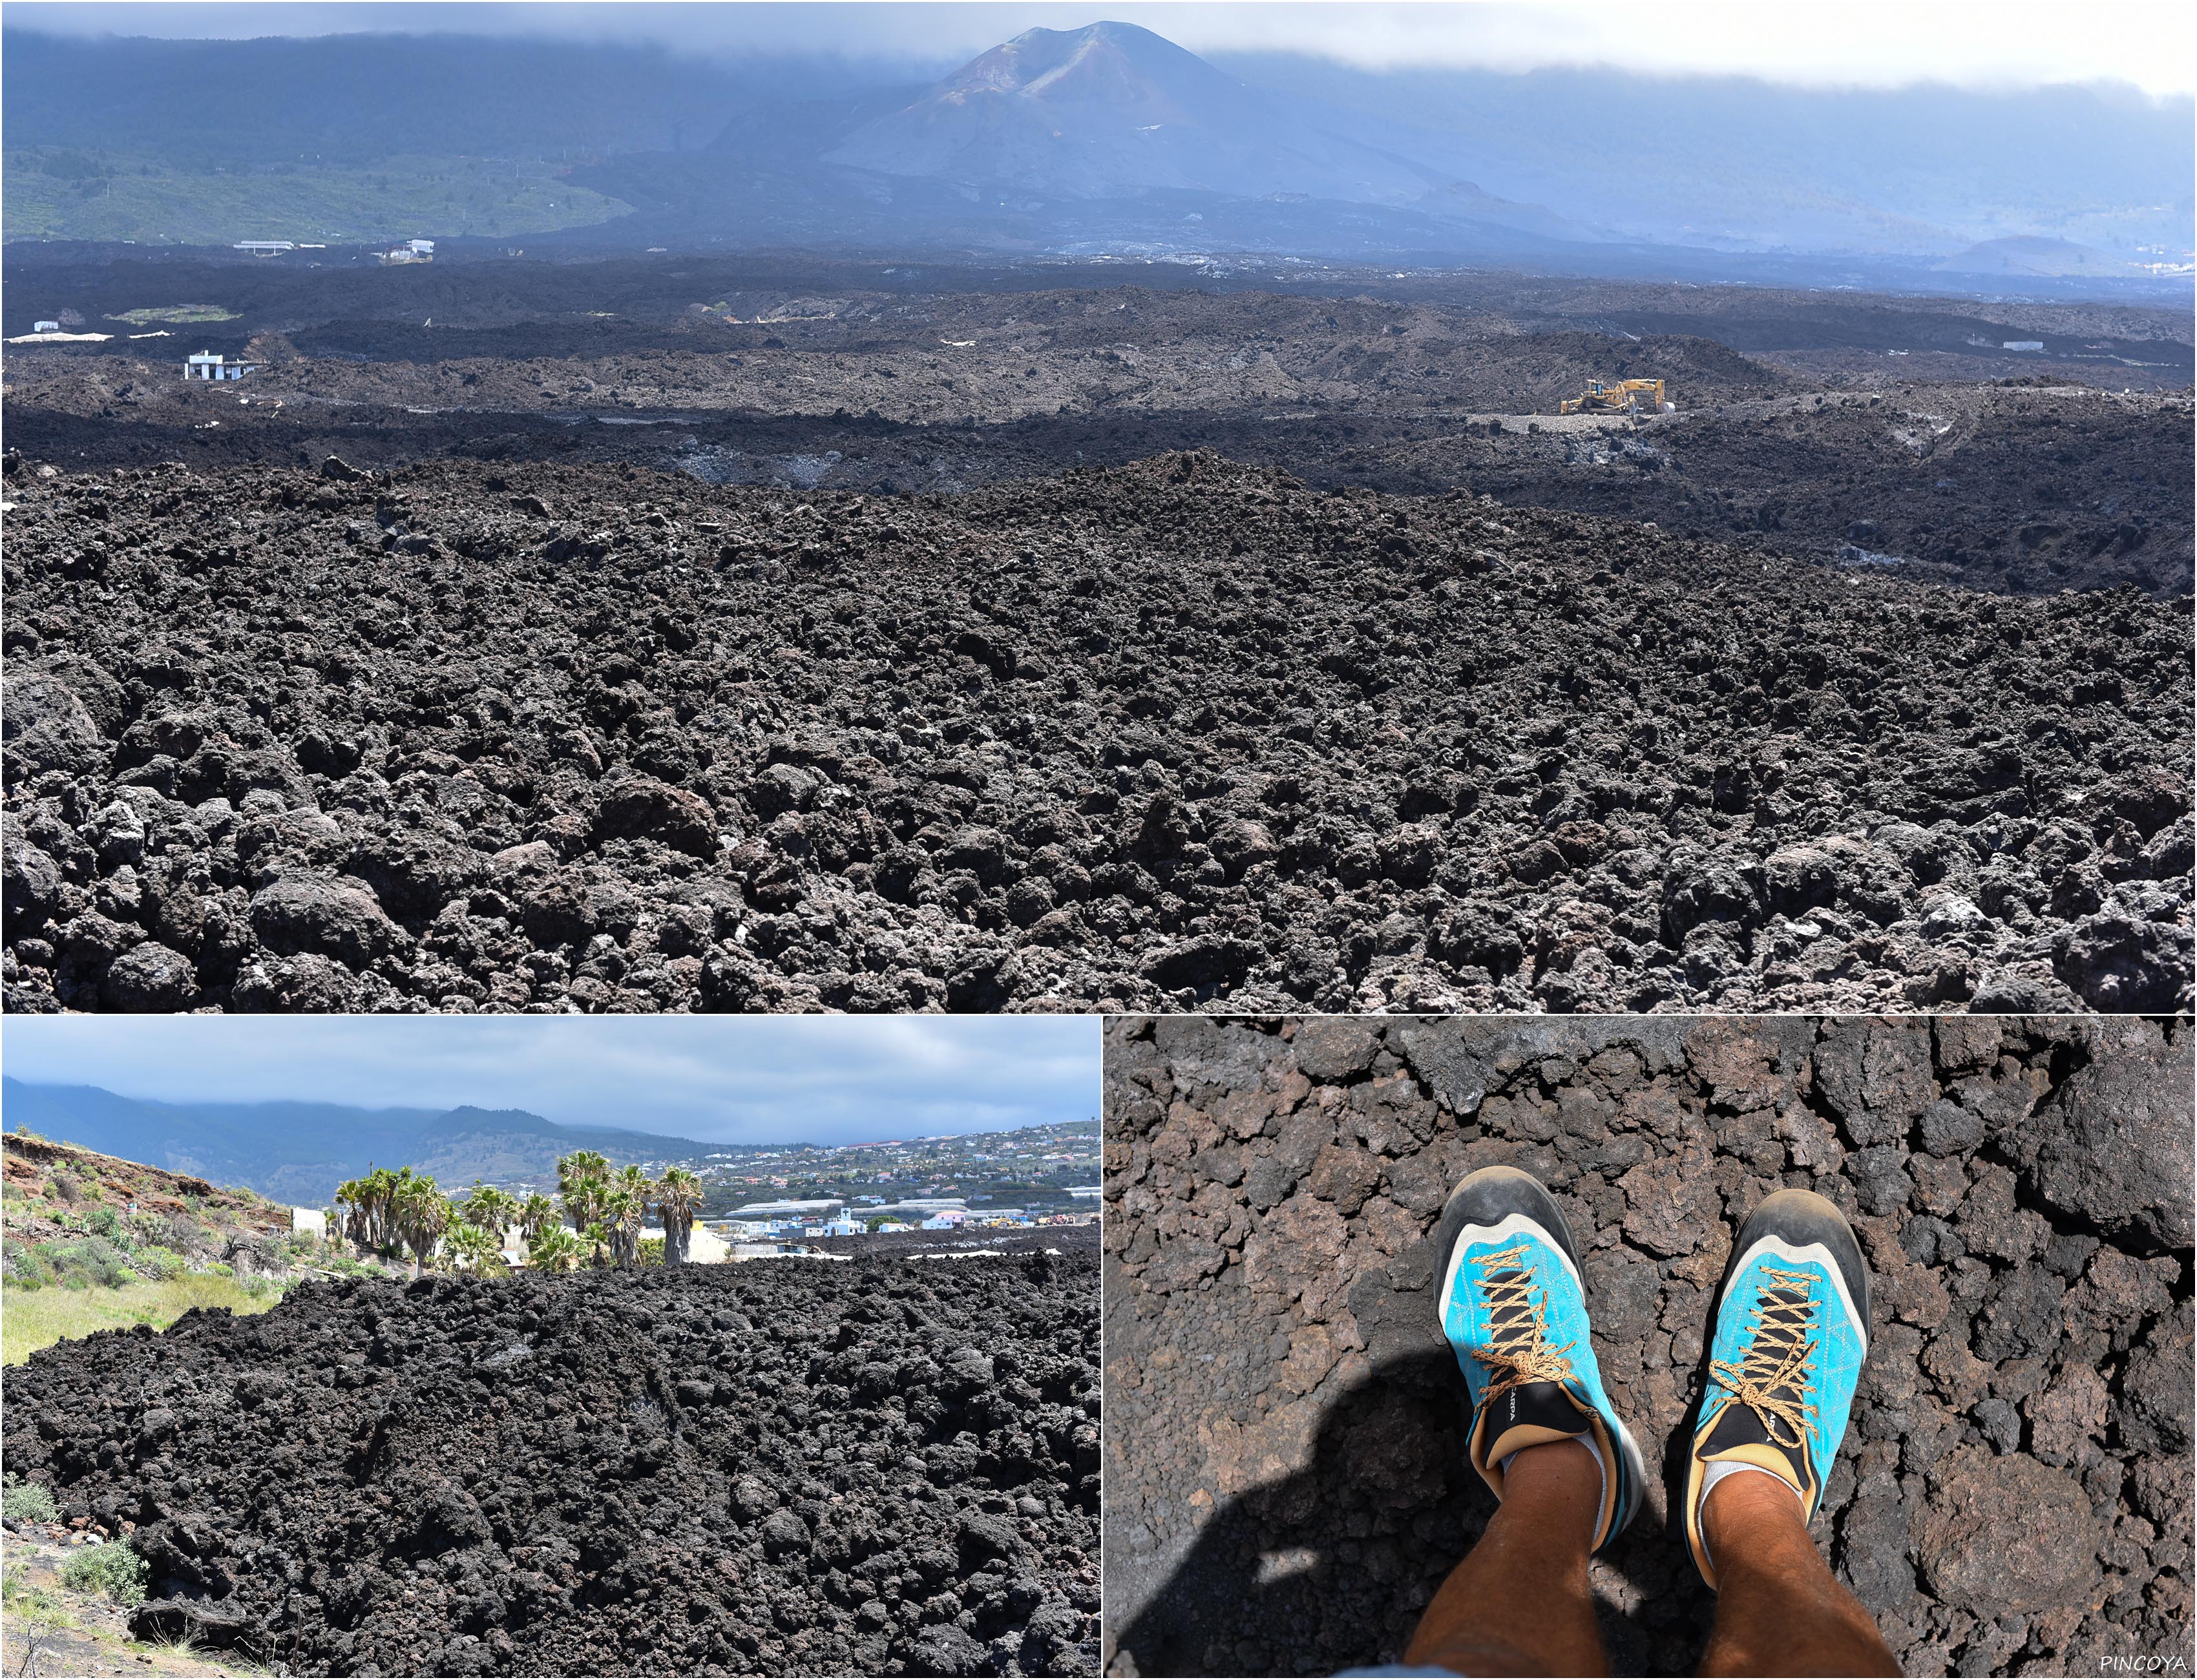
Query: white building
[
  {"left": 729, "top": 1198, "right": 846, "bottom": 1219},
  {"left": 291, "top": 1207, "right": 327, "bottom": 1238},
  {"left": 235, "top": 241, "right": 295, "bottom": 257},
  {"left": 32, "top": 320, "right": 59, "bottom": 333},
  {"left": 185, "top": 352, "right": 257, "bottom": 381}
]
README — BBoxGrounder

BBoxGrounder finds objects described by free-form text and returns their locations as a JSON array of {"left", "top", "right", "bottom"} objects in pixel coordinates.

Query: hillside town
[{"left": 465, "top": 1120, "right": 1102, "bottom": 1230}]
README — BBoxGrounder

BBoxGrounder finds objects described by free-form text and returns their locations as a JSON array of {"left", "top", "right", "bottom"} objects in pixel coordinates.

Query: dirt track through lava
[
  {"left": 3, "top": 1248, "right": 1100, "bottom": 1677},
  {"left": 1100, "top": 1014, "right": 2194, "bottom": 1677}
]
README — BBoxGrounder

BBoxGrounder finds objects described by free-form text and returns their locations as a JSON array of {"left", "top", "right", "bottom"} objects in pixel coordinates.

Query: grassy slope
[
  {"left": 3, "top": 151, "right": 631, "bottom": 245},
  {"left": 1, "top": 1275, "right": 283, "bottom": 1366}
]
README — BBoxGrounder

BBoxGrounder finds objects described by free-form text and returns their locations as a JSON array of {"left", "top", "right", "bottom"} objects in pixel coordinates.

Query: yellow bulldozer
[{"left": 1559, "top": 377, "right": 1668, "bottom": 416}]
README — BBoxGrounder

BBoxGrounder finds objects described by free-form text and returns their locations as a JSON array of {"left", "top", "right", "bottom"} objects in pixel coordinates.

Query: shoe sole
[{"left": 1435, "top": 1164, "right": 1648, "bottom": 1544}]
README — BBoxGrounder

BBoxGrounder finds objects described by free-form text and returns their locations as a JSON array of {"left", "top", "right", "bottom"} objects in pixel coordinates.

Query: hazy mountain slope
[
  {"left": 0, "top": 1078, "right": 727, "bottom": 1205},
  {"left": 824, "top": 22, "right": 1447, "bottom": 206},
  {"left": 3, "top": 23, "right": 2183, "bottom": 287},
  {"left": 1212, "top": 54, "right": 2197, "bottom": 260}
]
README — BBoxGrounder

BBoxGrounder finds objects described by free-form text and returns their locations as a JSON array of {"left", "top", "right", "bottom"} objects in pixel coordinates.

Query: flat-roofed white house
[{"left": 185, "top": 351, "right": 257, "bottom": 381}]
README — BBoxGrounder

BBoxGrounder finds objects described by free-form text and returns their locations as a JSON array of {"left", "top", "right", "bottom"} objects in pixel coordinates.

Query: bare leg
[
  {"left": 1402, "top": 1438, "right": 1607, "bottom": 1677},
  {"left": 1698, "top": 1472, "right": 1900, "bottom": 1677}
]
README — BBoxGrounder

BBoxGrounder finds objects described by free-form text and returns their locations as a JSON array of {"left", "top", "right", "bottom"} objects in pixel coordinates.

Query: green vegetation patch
[
  {"left": 105, "top": 305, "right": 240, "bottom": 324},
  {"left": 1, "top": 1274, "right": 283, "bottom": 1365},
  {"left": 2, "top": 1475, "right": 59, "bottom": 1523},
  {"left": 61, "top": 1543, "right": 147, "bottom": 1607},
  {"left": 3, "top": 149, "right": 633, "bottom": 245}
]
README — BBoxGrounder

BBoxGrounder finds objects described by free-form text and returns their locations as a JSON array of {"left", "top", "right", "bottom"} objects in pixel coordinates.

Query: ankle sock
[
  {"left": 1502, "top": 1431, "right": 1606, "bottom": 1546},
  {"left": 1696, "top": 1460, "right": 1803, "bottom": 1573}
]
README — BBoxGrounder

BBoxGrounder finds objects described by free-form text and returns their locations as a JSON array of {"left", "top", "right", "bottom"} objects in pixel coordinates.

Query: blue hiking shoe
[
  {"left": 1434, "top": 1165, "right": 1646, "bottom": 1553},
  {"left": 1686, "top": 1189, "right": 1872, "bottom": 1590}
]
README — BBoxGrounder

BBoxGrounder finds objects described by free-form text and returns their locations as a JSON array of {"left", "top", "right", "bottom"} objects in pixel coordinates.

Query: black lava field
[
  {"left": 3, "top": 452, "right": 2189, "bottom": 1016},
  {"left": 1100, "top": 1014, "right": 2194, "bottom": 1677},
  {"left": 2, "top": 1250, "right": 1100, "bottom": 1677}
]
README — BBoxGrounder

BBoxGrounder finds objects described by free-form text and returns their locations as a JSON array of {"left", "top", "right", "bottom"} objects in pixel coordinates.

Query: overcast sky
[
  {"left": 1, "top": 1017, "right": 1098, "bottom": 1145},
  {"left": 8, "top": 1, "right": 2192, "bottom": 96}
]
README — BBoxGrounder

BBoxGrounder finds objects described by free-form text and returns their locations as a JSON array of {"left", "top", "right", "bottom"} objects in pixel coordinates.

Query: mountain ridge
[
  {"left": 0, "top": 1077, "right": 735, "bottom": 1206},
  {"left": 3, "top": 21, "right": 2187, "bottom": 292}
]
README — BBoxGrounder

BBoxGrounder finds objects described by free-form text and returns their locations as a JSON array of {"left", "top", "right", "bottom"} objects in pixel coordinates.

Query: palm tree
[
  {"left": 656, "top": 1167, "right": 704, "bottom": 1265},
  {"left": 526, "top": 1224, "right": 583, "bottom": 1273},
  {"left": 463, "top": 1183, "right": 519, "bottom": 1255},
  {"left": 582, "top": 1216, "right": 613, "bottom": 1270},
  {"left": 335, "top": 1166, "right": 403, "bottom": 1260},
  {"left": 518, "top": 1192, "right": 558, "bottom": 1243},
  {"left": 600, "top": 1182, "right": 642, "bottom": 1268},
  {"left": 558, "top": 1151, "right": 610, "bottom": 1243},
  {"left": 392, "top": 1173, "right": 451, "bottom": 1277},
  {"left": 447, "top": 1222, "right": 508, "bottom": 1277},
  {"left": 613, "top": 1165, "right": 654, "bottom": 1267}
]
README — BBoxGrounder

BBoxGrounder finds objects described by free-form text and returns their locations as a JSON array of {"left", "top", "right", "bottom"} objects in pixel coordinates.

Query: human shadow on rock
[{"left": 1109, "top": 1347, "right": 1723, "bottom": 1677}]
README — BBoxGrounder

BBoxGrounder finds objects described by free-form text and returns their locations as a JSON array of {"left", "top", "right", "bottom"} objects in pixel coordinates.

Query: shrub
[
  {"left": 207, "top": 1263, "right": 234, "bottom": 1278},
  {"left": 61, "top": 1542, "right": 147, "bottom": 1606},
  {"left": 48, "top": 1171, "right": 79, "bottom": 1204},
  {"left": 639, "top": 1237, "right": 666, "bottom": 1266},
  {"left": 155, "top": 1213, "right": 204, "bottom": 1253},
  {"left": 86, "top": 1206, "right": 122, "bottom": 1240},
  {"left": 129, "top": 1246, "right": 185, "bottom": 1281},
  {"left": 2, "top": 1476, "right": 59, "bottom": 1522},
  {"left": 37, "top": 1238, "right": 135, "bottom": 1290},
  {"left": 2, "top": 1239, "right": 49, "bottom": 1289}
]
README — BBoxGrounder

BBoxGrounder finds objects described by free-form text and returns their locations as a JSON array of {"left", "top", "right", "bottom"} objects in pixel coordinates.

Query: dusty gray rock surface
[
  {"left": 1101, "top": 1014, "right": 2193, "bottom": 1677},
  {"left": 4, "top": 455, "right": 2189, "bottom": 1014},
  {"left": 6, "top": 260, "right": 2190, "bottom": 596}
]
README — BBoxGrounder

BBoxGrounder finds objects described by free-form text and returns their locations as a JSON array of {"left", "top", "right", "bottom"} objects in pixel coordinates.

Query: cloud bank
[{"left": 7, "top": 1, "right": 2191, "bottom": 96}]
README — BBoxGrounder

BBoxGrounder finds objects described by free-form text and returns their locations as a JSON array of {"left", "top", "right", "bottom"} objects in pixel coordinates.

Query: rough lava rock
[
  {"left": 4, "top": 1250, "right": 1100, "bottom": 1677},
  {"left": 3, "top": 456, "right": 2188, "bottom": 1015}
]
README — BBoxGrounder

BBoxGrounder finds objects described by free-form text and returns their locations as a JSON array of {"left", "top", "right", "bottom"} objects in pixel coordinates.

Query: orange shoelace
[
  {"left": 1472, "top": 1241, "right": 1579, "bottom": 1407},
  {"left": 1708, "top": 1265, "right": 1820, "bottom": 1449}
]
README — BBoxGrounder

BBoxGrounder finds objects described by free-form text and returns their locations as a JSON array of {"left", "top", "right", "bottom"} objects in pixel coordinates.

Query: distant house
[
  {"left": 921, "top": 1210, "right": 967, "bottom": 1230},
  {"left": 185, "top": 351, "right": 257, "bottom": 381},
  {"left": 379, "top": 239, "right": 436, "bottom": 266},
  {"left": 32, "top": 320, "right": 59, "bottom": 333},
  {"left": 2002, "top": 341, "right": 2045, "bottom": 352},
  {"left": 291, "top": 1207, "right": 327, "bottom": 1238},
  {"left": 234, "top": 241, "right": 295, "bottom": 257}
]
